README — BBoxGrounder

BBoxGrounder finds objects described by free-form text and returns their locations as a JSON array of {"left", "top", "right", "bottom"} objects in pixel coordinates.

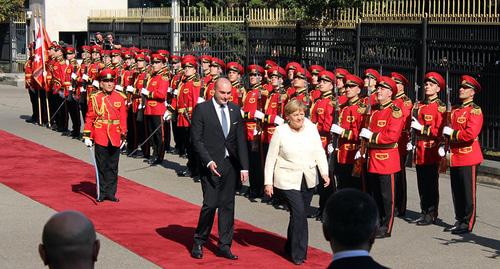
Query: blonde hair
[{"left": 284, "top": 99, "right": 306, "bottom": 116}]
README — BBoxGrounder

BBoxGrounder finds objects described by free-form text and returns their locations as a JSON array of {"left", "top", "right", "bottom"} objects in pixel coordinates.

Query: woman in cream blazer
[{"left": 264, "top": 99, "right": 330, "bottom": 265}]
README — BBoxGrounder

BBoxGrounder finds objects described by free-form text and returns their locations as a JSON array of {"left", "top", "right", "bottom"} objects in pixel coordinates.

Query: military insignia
[
  {"left": 377, "top": 120, "right": 386, "bottom": 127},
  {"left": 346, "top": 116, "right": 355, "bottom": 123},
  {"left": 424, "top": 114, "right": 433, "bottom": 122},
  {"left": 458, "top": 146, "right": 472, "bottom": 154},
  {"left": 438, "top": 104, "right": 446, "bottom": 113},
  {"left": 404, "top": 100, "right": 412, "bottom": 107},
  {"left": 271, "top": 103, "right": 277, "bottom": 109},
  {"left": 317, "top": 108, "right": 324, "bottom": 115},
  {"left": 249, "top": 97, "right": 256, "bottom": 104},
  {"left": 471, "top": 106, "right": 482, "bottom": 115},
  {"left": 114, "top": 102, "right": 121, "bottom": 108},
  {"left": 193, "top": 80, "right": 201, "bottom": 87},
  {"left": 183, "top": 88, "right": 189, "bottom": 94},
  {"left": 150, "top": 101, "right": 157, "bottom": 107},
  {"left": 91, "top": 68, "right": 97, "bottom": 73},
  {"left": 357, "top": 104, "right": 367, "bottom": 114},
  {"left": 457, "top": 116, "right": 466, "bottom": 124},
  {"left": 375, "top": 153, "right": 389, "bottom": 160},
  {"left": 152, "top": 81, "right": 157, "bottom": 87}
]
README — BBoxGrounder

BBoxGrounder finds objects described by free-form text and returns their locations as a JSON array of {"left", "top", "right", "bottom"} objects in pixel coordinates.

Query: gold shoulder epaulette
[
  {"left": 391, "top": 104, "right": 402, "bottom": 118},
  {"left": 471, "top": 103, "right": 482, "bottom": 115},
  {"left": 438, "top": 104, "right": 446, "bottom": 113},
  {"left": 118, "top": 91, "right": 127, "bottom": 99},
  {"left": 193, "top": 80, "right": 201, "bottom": 87},
  {"left": 357, "top": 104, "right": 367, "bottom": 114}
]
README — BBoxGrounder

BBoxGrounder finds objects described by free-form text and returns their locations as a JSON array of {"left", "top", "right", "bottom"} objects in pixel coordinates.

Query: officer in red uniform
[
  {"left": 284, "top": 62, "right": 301, "bottom": 88},
  {"left": 142, "top": 54, "right": 169, "bottom": 165},
  {"left": 25, "top": 44, "right": 38, "bottom": 123},
  {"left": 308, "top": 65, "right": 325, "bottom": 103},
  {"left": 62, "top": 46, "right": 81, "bottom": 138},
  {"left": 286, "top": 66, "right": 311, "bottom": 110},
  {"left": 168, "top": 55, "right": 183, "bottom": 155},
  {"left": 410, "top": 72, "right": 446, "bottom": 225},
  {"left": 226, "top": 62, "right": 245, "bottom": 106},
  {"left": 329, "top": 74, "right": 366, "bottom": 190},
  {"left": 363, "top": 68, "right": 381, "bottom": 107},
  {"left": 335, "top": 68, "right": 350, "bottom": 106},
  {"left": 203, "top": 57, "right": 224, "bottom": 101},
  {"left": 83, "top": 69, "right": 127, "bottom": 202},
  {"left": 77, "top": 45, "right": 92, "bottom": 122},
  {"left": 391, "top": 72, "right": 413, "bottom": 216},
  {"left": 359, "top": 76, "right": 404, "bottom": 238},
  {"left": 442, "top": 75, "right": 483, "bottom": 234},
  {"left": 50, "top": 45, "right": 69, "bottom": 132},
  {"left": 199, "top": 54, "right": 212, "bottom": 85}
]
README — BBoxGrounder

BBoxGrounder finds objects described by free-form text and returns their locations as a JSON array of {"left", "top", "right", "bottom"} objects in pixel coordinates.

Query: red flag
[{"left": 32, "top": 19, "right": 45, "bottom": 90}]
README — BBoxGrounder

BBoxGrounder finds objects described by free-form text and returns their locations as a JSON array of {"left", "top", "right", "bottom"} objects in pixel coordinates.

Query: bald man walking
[{"left": 39, "top": 211, "right": 100, "bottom": 269}]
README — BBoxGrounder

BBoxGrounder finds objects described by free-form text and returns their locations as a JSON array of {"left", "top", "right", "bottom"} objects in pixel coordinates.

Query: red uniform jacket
[
  {"left": 83, "top": 90, "right": 128, "bottom": 147},
  {"left": 337, "top": 97, "right": 366, "bottom": 164},
  {"left": 415, "top": 97, "right": 446, "bottom": 165},
  {"left": 230, "top": 81, "right": 245, "bottom": 106},
  {"left": 393, "top": 92, "right": 413, "bottom": 159},
  {"left": 310, "top": 92, "right": 335, "bottom": 149},
  {"left": 144, "top": 71, "right": 169, "bottom": 116},
  {"left": 367, "top": 101, "right": 405, "bottom": 174},
  {"left": 63, "top": 61, "right": 79, "bottom": 98},
  {"left": 203, "top": 75, "right": 218, "bottom": 101},
  {"left": 133, "top": 70, "right": 148, "bottom": 113},
  {"left": 241, "top": 83, "right": 268, "bottom": 142},
  {"left": 449, "top": 101, "right": 483, "bottom": 167},
  {"left": 176, "top": 74, "right": 201, "bottom": 127},
  {"left": 262, "top": 89, "right": 286, "bottom": 144},
  {"left": 88, "top": 61, "right": 105, "bottom": 95},
  {"left": 50, "top": 59, "right": 67, "bottom": 94},
  {"left": 25, "top": 58, "right": 33, "bottom": 89}
]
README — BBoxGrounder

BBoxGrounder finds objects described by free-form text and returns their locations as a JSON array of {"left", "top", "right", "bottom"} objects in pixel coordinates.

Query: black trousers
[
  {"left": 247, "top": 140, "right": 264, "bottom": 196},
  {"left": 185, "top": 127, "right": 200, "bottom": 176},
  {"left": 335, "top": 163, "right": 362, "bottom": 190},
  {"left": 450, "top": 165, "right": 478, "bottom": 232},
  {"left": 177, "top": 126, "right": 190, "bottom": 156},
  {"left": 194, "top": 158, "right": 237, "bottom": 250},
  {"left": 275, "top": 178, "right": 314, "bottom": 262},
  {"left": 126, "top": 109, "right": 137, "bottom": 154},
  {"left": 395, "top": 155, "right": 408, "bottom": 215},
  {"left": 163, "top": 119, "right": 172, "bottom": 150},
  {"left": 145, "top": 115, "right": 164, "bottom": 161},
  {"left": 95, "top": 143, "right": 120, "bottom": 199},
  {"left": 172, "top": 118, "right": 180, "bottom": 151},
  {"left": 38, "top": 90, "right": 49, "bottom": 124},
  {"left": 416, "top": 164, "right": 440, "bottom": 215},
  {"left": 367, "top": 172, "right": 396, "bottom": 234},
  {"left": 66, "top": 97, "right": 81, "bottom": 135},
  {"left": 27, "top": 89, "right": 38, "bottom": 120},
  {"left": 79, "top": 92, "right": 88, "bottom": 123}
]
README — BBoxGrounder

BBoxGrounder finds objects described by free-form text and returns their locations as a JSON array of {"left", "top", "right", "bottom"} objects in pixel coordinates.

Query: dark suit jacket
[
  {"left": 191, "top": 100, "right": 249, "bottom": 176},
  {"left": 327, "top": 256, "right": 389, "bottom": 269}
]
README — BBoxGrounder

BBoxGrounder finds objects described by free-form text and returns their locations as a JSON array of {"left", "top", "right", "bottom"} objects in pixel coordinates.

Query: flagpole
[{"left": 38, "top": 12, "right": 51, "bottom": 127}]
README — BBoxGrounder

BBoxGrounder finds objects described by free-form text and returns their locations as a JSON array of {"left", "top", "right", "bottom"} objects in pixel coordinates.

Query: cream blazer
[{"left": 264, "top": 118, "right": 329, "bottom": 190}]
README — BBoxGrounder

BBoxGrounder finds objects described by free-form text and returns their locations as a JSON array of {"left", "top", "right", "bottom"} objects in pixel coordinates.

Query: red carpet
[{"left": 0, "top": 130, "right": 330, "bottom": 268}]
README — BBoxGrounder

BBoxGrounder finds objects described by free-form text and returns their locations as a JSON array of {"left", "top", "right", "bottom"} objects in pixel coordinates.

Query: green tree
[{"left": 0, "top": 0, "right": 24, "bottom": 22}]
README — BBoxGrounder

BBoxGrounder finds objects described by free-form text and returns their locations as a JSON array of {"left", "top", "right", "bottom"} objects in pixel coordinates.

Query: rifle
[
  {"left": 352, "top": 84, "right": 372, "bottom": 177},
  {"left": 406, "top": 68, "right": 419, "bottom": 167},
  {"left": 136, "top": 70, "right": 149, "bottom": 122},
  {"left": 328, "top": 75, "right": 341, "bottom": 174},
  {"left": 439, "top": 69, "right": 452, "bottom": 173},
  {"left": 68, "top": 63, "right": 78, "bottom": 102}
]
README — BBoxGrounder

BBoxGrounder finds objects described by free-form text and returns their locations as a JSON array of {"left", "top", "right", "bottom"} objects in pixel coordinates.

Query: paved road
[{"left": 1, "top": 85, "right": 499, "bottom": 268}]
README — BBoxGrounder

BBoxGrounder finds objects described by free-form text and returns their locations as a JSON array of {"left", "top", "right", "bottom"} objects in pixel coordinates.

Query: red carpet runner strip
[{"left": 0, "top": 130, "right": 330, "bottom": 268}]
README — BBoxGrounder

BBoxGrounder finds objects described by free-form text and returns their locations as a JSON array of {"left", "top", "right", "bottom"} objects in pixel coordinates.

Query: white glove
[
  {"left": 359, "top": 128, "right": 373, "bottom": 140},
  {"left": 71, "top": 73, "right": 77, "bottom": 80},
  {"left": 115, "top": 85, "right": 123, "bottom": 92},
  {"left": 274, "top": 116, "right": 285, "bottom": 125},
  {"left": 84, "top": 138, "right": 93, "bottom": 147},
  {"left": 68, "top": 86, "right": 74, "bottom": 92},
  {"left": 327, "top": 143, "right": 334, "bottom": 154},
  {"left": 43, "top": 71, "right": 47, "bottom": 77},
  {"left": 82, "top": 74, "right": 89, "bottom": 81},
  {"left": 92, "top": 80, "right": 100, "bottom": 88},
  {"left": 253, "top": 128, "right": 259, "bottom": 136},
  {"left": 167, "top": 87, "right": 173, "bottom": 93},
  {"left": 443, "top": 126, "right": 453, "bottom": 136},
  {"left": 163, "top": 111, "right": 172, "bottom": 121},
  {"left": 126, "top": 86, "right": 134, "bottom": 93},
  {"left": 58, "top": 91, "right": 65, "bottom": 98},
  {"left": 240, "top": 109, "right": 245, "bottom": 118},
  {"left": 354, "top": 150, "right": 362, "bottom": 160},
  {"left": 80, "top": 87, "right": 86, "bottom": 93},
  {"left": 406, "top": 142, "right": 414, "bottom": 151},
  {"left": 141, "top": 88, "right": 150, "bottom": 96},
  {"left": 138, "top": 103, "right": 145, "bottom": 110},
  {"left": 438, "top": 146, "right": 446, "bottom": 157},
  {"left": 411, "top": 117, "right": 422, "bottom": 131},
  {"left": 330, "top": 124, "right": 344, "bottom": 135},
  {"left": 173, "top": 89, "right": 179, "bottom": 96},
  {"left": 197, "top": 97, "right": 205, "bottom": 104},
  {"left": 254, "top": 110, "right": 264, "bottom": 120}
]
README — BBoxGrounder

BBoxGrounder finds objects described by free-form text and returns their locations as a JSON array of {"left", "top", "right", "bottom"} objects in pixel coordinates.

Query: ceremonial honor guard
[
  {"left": 284, "top": 61, "right": 300, "bottom": 88},
  {"left": 142, "top": 54, "right": 169, "bottom": 165},
  {"left": 129, "top": 53, "right": 150, "bottom": 158},
  {"left": 308, "top": 65, "right": 325, "bottom": 103},
  {"left": 63, "top": 46, "right": 81, "bottom": 138},
  {"left": 169, "top": 55, "right": 183, "bottom": 155},
  {"left": 78, "top": 45, "right": 92, "bottom": 121},
  {"left": 410, "top": 72, "right": 446, "bottom": 225},
  {"left": 442, "top": 75, "right": 483, "bottom": 234},
  {"left": 50, "top": 45, "right": 69, "bottom": 133},
  {"left": 83, "top": 69, "right": 127, "bottom": 202},
  {"left": 25, "top": 44, "right": 38, "bottom": 124},
  {"left": 199, "top": 54, "right": 212, "bottom": 85},
  {"left": 203, "top": 57, "right": 224, "bottom": 101},
  {"left": 363, "top": 68, "right": 381, "bottom": 107},
  {"left": 286, "top": 66, "right": 311, "bottom": 109},
  {"left": 334, "top": 68, "right": 350, "bottom": 106},
  {"left": 226, "top": 62, "right": 245, "bottom": 106},
  {"left": 359, "top": 76, "right": 404, "bottom": 238}
]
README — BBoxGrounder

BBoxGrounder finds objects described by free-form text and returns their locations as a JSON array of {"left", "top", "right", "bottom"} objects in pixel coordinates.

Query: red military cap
[
  {"left": 424, "top": 72, "right": 445, "bottom": 90},
  {"left": 141, "top": 49, "right": 152, "bottom": 55},
  {"left": 81, "top": 45, "right": 91, "bottom": 52},
  {"left": 151, "top": 54, "right": 166, "bottom": 63},
  {"left": 157, "top": 49, "right": 170, "bottom": 58},
  {"left": 285, "top": 62, "right": 301, "bottom": 72},
  {"left": 309, "top": 65, "right": 325, "bottom": 75},
  {"left": 390, "top": 72, "right": 409, "bottom": 87},
  {"left": 135, "top": 53, "right": 146, "bottom": 61},
  {"left": 377, "top": 76, "right": 398, "bottom": 96},
  {"left": 110, "top": 49, "right": 121, "bottom": 57},
  {"left": 226, "top": 62, "right": 244, "bottom": 75},
  {"left": 122, "top": 50, "right": 133, "bottom": 59},
  {"left": 344, "top": 74, "right": 364, "bottom": 87},
  {"left": 99, "top": 68, "right": 116, "bottom": 81},
  {"left": 335, "top": 68, "right": 350, "bottom": 79},
  {"left": 210, "top": 57, "right": 225, "bottom": 69},
  {"left": 294, "top": 66, "right": 311, "bottom": 81},
  {"left": 268, "top": 66, "right": 286, "bottom": 78},
  {"left": 199, "top": 54, "right": 212, "bottom": 63},
  {"left": 91, "top": 45, "right": 102, "bottom": 54},
  {"left": 318, "top": 70, "right": 335, "bottom": 83},
  {"left": 120, "top": 47, "right": 128, "bottom": 54},
  {"left": 265, "top": 60, "right": 278, "bottom": 70},
  {"left": 129, "top": 46, "right": 140, "bottom": 54},
  {"left": 101, "top": 50, "right": 110, "bottom": 57},
  {"left": 170, "top": 55, "right": 181, "bottom": 64},
  {"left": 182, "top": 55, "right": 198, "bottom": 68},
  {"left": 460, "top": 75, "right": 481, "bottom": 92},
  {"left": 65, "top": 46, "right": 76, "bottom": 55},
  {"left": 364, "top": 68, "right": 381, "bottom": 81},
  {"left": 247, "top": 64, "right": 264, "bottom": 75}
]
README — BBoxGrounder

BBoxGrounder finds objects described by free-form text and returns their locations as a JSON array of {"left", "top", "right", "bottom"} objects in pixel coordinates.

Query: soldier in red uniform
[
  {"left": 308, "top": 65, "right": 325, "bottom": 103},
  {"left": 286, "top": 66, "right": 311, "bottom": 111},
  {"left": 87, "top": 46, "right": 105, "bottom": 97},
  {"left": 390, "top": 72, "right": 413, "bottom": 217},
  {"left": 77, "top": 45, "right": 93, "bottom": 122},
  {"left": 226, "top": 62, "right": 245, "bottom": 106},
  {"left": 363, "top": 68, "right": 381, "bottom": 107},
  {"left": 334, "top": 68, "right": 350, "bottom": 106},
  {"left": 50, "top": 45, "right": 69, "bottom": 133},
  {"left": 83, "top": 69, "right": 127, "bottom": 202},
  {"left": 442, "top": 75, "right": 483, "bottom": 234},
  {"left": 410, "top": 72, "right": 446, "bottom": 225},
  {"left": 284, "top": 61, "right": 300, "bottom": 88},
  {"left": 62, "top": 46, "right": 81, "bottom": 138},
  {"left": 25, "top": 44, "right": 38, "bottom": 124},
  {"left": 203, "top": 57, "right": 225, "bottom": 101},
  {"left": 169, "top": 55, "right": 183, "bottom": 155},
  {"left": 359, "top": 76, "right": 404, "bottom": 238},
  {"left": 142, "top": 54, "right": 169, "bottom": 165},
  {"left": 199, "top": 54, "right": 212, "bottom": 85},
  {"left": 329, "top": 74, "right": 366, "bottom": 190}
]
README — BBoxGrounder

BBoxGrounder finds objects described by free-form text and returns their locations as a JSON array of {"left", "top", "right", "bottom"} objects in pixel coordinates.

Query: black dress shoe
[
  {"left": 96, "top": 197, "right": 105, "bottom": 202},
  {"left": 191, "top": 244, "right": 203, "bottom": 259},
  {"left": 217, "top": 249, "right": 238, "bottom": 260},
  {"left": 177, "top": 169, "right": 192, "bottom": 177},
  {"left": 416, "top": 214, "right": 436, "bottom": 226},
  {"left": 411, "top": 214, "right": 426, "bottom": 224},
  {"left": 192, "top": 176, "right": 201, "bottom": 183},
  {"left": 444, "top": 221, "right": 462, "bottom": 232},
  {"left": 375, "top": 227, "right": 390, "bottom": 238},
  {"left": 149, "top": 159, "right": 162, "bottom": 165},
  {"left": 451, "top": 226, "right": 469, "bottom": 235},
  {"left": 107, "top": 196, "right": 120, "bottom": 202},
  {"left": 292, "top": 259, "right": 304, "bottom": 265}
]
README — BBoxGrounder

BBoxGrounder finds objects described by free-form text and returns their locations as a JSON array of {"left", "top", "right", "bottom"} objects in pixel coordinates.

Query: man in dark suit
[
  {"left": 323, "top": 189, "right": 388, "bottom": 269},
  {"left": 191, "top": 78, "right": 249, "bottom": 260}
]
